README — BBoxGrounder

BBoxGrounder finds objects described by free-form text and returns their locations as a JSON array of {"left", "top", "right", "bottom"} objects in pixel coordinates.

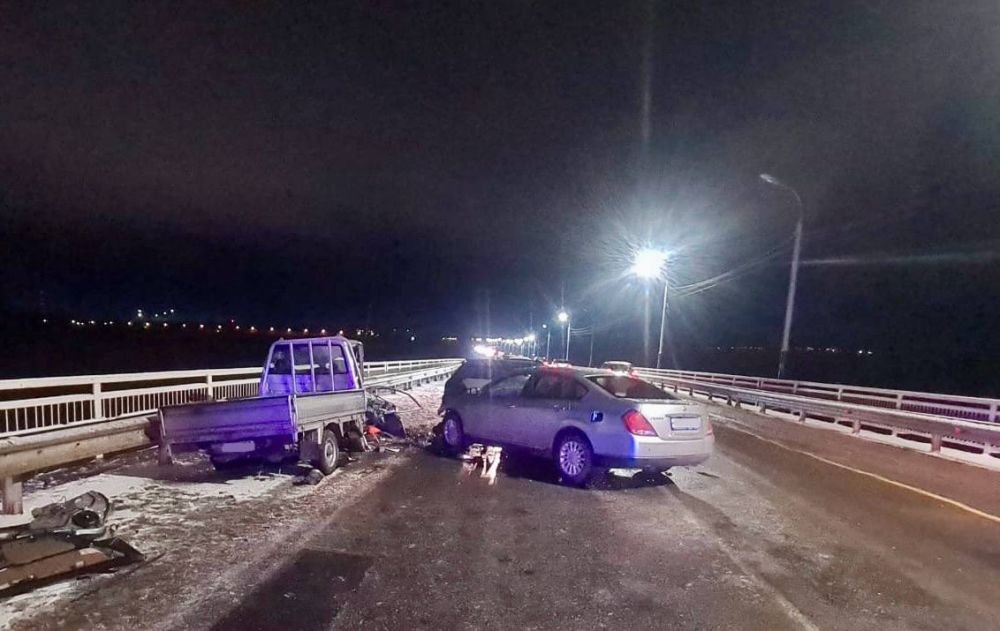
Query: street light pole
[
  {"left": 557, "top": 311, "right": 570, "bottom": 361},
  {"left": 630, "top": 248, "right": 671, "bottom": 370},
  {"left": 544, "top": 325, "right": 550, "bottom": 359},
  {"left": 655, "top": 278, "right": 668, "bottom": 369},
  {"left": 760, "top": 173, "right": 804, "bottom": 379}
]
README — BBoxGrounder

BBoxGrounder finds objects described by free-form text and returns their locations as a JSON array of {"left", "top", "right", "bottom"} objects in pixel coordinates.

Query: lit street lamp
[
  {"left": 760, "top": 173, "right": 804, "bottom": 379},
  {"left": 557, "top": 310, "right": 570, "bottom": 361},
  {"left": 630, "top": 248, "right": 670, "bottom": 369}
]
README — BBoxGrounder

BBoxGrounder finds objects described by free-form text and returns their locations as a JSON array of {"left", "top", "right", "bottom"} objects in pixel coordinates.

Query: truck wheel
[{"left": 316, "top": 430, "right": 340, "bottom": 475}]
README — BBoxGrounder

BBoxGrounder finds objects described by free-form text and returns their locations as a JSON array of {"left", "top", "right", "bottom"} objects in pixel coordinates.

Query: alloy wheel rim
[{"left": 559, "top": 440, "right": 587, "bottom": 476}]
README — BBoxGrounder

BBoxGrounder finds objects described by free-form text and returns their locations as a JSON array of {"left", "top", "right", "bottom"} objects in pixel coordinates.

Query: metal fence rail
[
  {"left": 634, "top": 367, "right": 1000, "bottom": 456},
  {"left": 636, "top": 368, "right": 1000, "bottom": 424},
  {"left": 0, "top": 359, "right": 460, "bottom": 438}
]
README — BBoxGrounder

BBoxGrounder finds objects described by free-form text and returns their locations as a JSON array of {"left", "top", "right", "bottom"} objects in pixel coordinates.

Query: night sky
[{"left": 2, "top": 1, "right": 999, "bottom": 358}]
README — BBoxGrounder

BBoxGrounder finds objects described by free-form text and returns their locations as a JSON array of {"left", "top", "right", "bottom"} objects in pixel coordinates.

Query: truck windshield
[{"left": 587, "top": 375, "right": 676, "bottom": 400}]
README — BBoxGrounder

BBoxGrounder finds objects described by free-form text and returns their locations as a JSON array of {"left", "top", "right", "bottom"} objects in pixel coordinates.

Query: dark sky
[{"left": 2, "top": 1, "right": 999, "bottom": 354}]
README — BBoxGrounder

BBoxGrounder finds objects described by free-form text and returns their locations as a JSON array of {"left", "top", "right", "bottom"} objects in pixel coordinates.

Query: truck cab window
[
  {"left": 312, "top": 342, "right": 334, "bottom": 393},
  {"left": 293, "top": 343, "right": 315, "bottom": 393}
]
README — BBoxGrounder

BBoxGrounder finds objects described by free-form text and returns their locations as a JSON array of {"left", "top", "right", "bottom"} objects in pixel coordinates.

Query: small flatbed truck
[{"left": 158, "top": 336, "right": 377, "bottom": 473}]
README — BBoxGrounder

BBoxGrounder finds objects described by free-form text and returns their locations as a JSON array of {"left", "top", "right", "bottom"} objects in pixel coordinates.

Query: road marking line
[{"left": 714, "top": 416, "right": 1000, "bottom": 526}]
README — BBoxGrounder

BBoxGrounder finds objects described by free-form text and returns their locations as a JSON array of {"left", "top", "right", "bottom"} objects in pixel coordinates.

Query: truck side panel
[
  {"left": 160, "top": 396, "right": 295, "bottom": 447},
  {"left": 294, "top": 390, "right": 367, "bottom": 430}
]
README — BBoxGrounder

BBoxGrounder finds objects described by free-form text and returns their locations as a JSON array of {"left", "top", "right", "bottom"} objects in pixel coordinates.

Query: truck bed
[
  {"left": 160, "top": 396, "right": 296, "bottom": 448},
  {"left": 159, "top": 390, "right": 368, "bottom": 449}
]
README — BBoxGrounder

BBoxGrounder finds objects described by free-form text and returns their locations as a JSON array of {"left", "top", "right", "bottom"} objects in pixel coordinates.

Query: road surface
[{"left": 6, "top": 383, "right": 1000, "bottom": 631}]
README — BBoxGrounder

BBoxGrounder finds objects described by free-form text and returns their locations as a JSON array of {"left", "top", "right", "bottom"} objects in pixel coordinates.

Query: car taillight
[{"left": 622, "top": 409, "right": 657, "bottom": 437}]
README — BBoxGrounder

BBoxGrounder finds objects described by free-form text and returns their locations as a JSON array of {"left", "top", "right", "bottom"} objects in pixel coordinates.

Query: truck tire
[{"left": 316, "top": 430, "right": 340, "bottom": 475}]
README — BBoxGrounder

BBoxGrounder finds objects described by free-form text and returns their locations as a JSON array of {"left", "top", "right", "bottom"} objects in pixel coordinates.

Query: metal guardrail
[
  {"left": 0, "top": 359, "right": 460, "bottom": 439},
  {"left": 0, "top": 359, "right": 461, "bottom": 513},
  {"left": 635, "top": 367, "right": 1000, "bottom": 456},
  {"left": 634, "top": 368, "right": 1000, "bottom": 424}
]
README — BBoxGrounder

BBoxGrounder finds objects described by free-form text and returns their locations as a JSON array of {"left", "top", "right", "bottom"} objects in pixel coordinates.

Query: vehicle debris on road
[
  {"left": 0, "top": 491, "right": 144, "bottom": 597},
  {"left": 461, "top": 444, "right": 503, "bottom": 485}
]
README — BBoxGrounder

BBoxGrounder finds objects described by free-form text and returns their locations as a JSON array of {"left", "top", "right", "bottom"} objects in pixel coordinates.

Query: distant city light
[
  {"left": 526, "top": 334, "right": 536, "bottom": 342},
  {"left": 320, "top": 328, "right": 327, "bottom": 334},
  {"left": 557, "top": 311, "right": 569, "bottom": 323},
  {"left": 410, "top": 335, "right": 416, "bottom": 342}
]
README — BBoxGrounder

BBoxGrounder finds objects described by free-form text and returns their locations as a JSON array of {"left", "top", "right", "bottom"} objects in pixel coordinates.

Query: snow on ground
[{"left": 0, "top": 382, "right": 446, "bottom": 631}]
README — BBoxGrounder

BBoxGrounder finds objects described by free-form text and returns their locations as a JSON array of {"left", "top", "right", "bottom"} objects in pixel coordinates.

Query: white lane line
[{"left": 714, "top": 415, "right": 1000, "bottom": 526}]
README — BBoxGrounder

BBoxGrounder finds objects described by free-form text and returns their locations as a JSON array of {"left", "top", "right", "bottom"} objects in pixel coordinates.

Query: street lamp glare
[
  {"left": 630, "top": 248, "right": 669, "bottom": 280},
  {"left": 557, "top": 311, "right": 569, "bottom": 323},
  {"left": 526, "top": 334, "right": 536, "bottom": 342}
]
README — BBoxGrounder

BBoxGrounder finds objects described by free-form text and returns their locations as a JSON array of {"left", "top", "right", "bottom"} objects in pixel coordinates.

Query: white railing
[
  {"left": 636, "top": 368, "right": 1000, "bottom": 425},
  {"left": 0, "top": 359, "right": 461, "bottom": 438},
  {"left": 634, "top": 367, "right": 1000, "bottom": 455}
]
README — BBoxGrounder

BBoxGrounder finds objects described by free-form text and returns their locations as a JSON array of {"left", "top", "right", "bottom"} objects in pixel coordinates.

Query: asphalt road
[
  {"left": 8, "top": 385, "right": 1000, "bottom": 631},
  {"left": 214, "top": 424, "right": 1000, "bottom": 630}
]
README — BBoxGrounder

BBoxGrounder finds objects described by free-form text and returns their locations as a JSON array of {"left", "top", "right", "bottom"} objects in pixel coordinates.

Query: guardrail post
[
  {"left": 851, "top": 418, "right": 861, "bottom": 434},
  {"left": 2, "top": 477, "right": 23, "bottom": 515},
  {"left": 92, "top": 382, "right": 104, "bottom": 421},
  {"left": 206, "top": 374, "right": 215, "bottom": 401},
  {"left": 990, "top": 403, "right": 997, "bottom": 423},
  {"left": 896, "top": 394, "right": 904, "bottom": 410},
  {"left": 930, "top": 433, "right": 942, "bottom": 452}
]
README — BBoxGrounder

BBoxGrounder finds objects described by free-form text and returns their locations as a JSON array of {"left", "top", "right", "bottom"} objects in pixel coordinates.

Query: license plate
[
  {"left": 670, "top": 416, "right": 701, "bottom": 431},
  {"left": 217, "top": 441, "right": 256, "bottom": 453}
]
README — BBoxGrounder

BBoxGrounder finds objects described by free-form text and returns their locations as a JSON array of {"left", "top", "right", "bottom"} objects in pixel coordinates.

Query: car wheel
[
  {"left": 555, "top": 432, "right": 593, "bottom": 487},
  {"left": 441, "top": 413, "right": 465, "bottom": 455},
  {"left": 316, "top": 430, "right": 340, "bottom": 475}
]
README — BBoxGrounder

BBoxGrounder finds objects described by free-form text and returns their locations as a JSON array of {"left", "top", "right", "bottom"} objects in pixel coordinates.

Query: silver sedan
[{"left": 438, "top": 366, "right": 713, "bottom": 486}]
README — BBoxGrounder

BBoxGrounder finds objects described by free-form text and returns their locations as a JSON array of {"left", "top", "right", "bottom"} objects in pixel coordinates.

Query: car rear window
[{"left": 586, "top": 375, "right": 676, "bottom": 400}]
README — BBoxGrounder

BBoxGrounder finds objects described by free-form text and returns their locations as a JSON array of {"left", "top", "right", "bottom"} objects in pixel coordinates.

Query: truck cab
[{"left": 260, "top": 337, "right": 365, "bottom": 396}]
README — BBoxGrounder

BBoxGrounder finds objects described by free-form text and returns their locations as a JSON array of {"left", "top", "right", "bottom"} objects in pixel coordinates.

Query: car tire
[
  {"left": 316, "top": 430, "right": 340, "bottom": 475},
  {"left": 441, "top": 413, "right": 465, "bottom": 456},
  {"left": 554, "top": 431, "right": 594, "bottom": 487}
]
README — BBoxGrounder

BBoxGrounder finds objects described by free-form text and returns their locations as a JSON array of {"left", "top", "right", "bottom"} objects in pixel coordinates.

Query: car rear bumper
[{"left": 595, "top": 435, "right": 714, "bottom": 470}]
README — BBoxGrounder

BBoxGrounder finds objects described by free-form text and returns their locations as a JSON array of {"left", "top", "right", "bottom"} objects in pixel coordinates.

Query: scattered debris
[
  {"left": 293, "top": 469, "right": 326, "bottom": 486},
  {"left": 461, "top": 444, "right": 503, "bottom": 485},
  {"left": 0, "top": 492, "right": 144, "bottom": 598}
]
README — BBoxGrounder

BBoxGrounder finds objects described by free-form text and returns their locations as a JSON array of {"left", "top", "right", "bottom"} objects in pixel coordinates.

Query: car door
[
  {"left": 513, "top": 373, "right": 587, "bottom": 450},
  {"left": 468, "top": 372, "right": 531, "bottom": 444}
]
